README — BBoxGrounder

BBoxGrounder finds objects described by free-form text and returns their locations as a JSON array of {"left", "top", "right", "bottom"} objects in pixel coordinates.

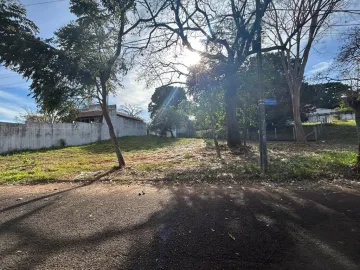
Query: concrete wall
[
  {"left": 0, "top": 116, "right": 146, "bottom": 154},
  {"left": 307, "top": 112, "right": 355, "bottom": 123},
  {"left": 340, "top": 113, "right": 355, "bottom": 120},
  {"left": 101, "top": 108, "right": 147, "bottom": 138}
]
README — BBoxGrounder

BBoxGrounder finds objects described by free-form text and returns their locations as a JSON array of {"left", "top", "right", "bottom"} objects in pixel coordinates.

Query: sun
[{"left": 180, "top": 50, "right": 201, "bottom": 67}]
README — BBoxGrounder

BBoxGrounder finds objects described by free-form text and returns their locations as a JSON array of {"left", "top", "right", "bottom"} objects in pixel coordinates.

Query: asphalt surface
[{"left": 0, "top": 182, "right": 359, "bottom": 270}]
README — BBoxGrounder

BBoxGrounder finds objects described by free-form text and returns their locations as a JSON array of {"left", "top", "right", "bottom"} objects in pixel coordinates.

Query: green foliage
[
  {"left": 336, "top": 99, "right": 353, "bottom": 112},
  {"left": 15, "top": 103, "right": 79, "bottom": 123},
  {"left": 148, "top": 86, "right": 187, "bottom": 119},
  {"left": 0, "top": 0, "right": 140, "bottom": 112},
  {"left": 58, "top": 139, "right": 66, "bottom": 147},
  {"left": 0, "top": 0, "right": 93, "bottom": 112},
  {"left": 187, "top": 61, "right": 225, "bottom": 139},
  {"left": 150, "top": 107, "right": 185, "bottom": 137},
  {"left": 149, "top": 86, "right": 188, "bottom": 136},
  {"left": 267, "top": 151, "right": 356, "bottom": 181},
  {"left": 301, "top": 82, "right": 350, "bottom": 110}
]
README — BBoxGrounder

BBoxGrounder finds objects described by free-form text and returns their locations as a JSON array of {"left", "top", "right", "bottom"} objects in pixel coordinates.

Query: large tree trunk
[
  {"left": 102, "top": 107, "right": 126, "bottom": 168},
  {"left": 291, "top": 86, "right": 306, "bottom": 143},
  {"left": 224, "top": 68, "right": 241, "bottom": 148},
  {"left": 100, "top": 79, "right": 125, "bottom": 168},
  {"left": 355, "top": 109, "right": 360, "bottom": 167},
  {"left": 347, "top": 97, "right": 360, "bottom": 167}
]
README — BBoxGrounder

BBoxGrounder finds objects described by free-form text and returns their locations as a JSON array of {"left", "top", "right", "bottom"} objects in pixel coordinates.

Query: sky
[{"left": 0, "top": 0, "right": 359, "bottom": 122}]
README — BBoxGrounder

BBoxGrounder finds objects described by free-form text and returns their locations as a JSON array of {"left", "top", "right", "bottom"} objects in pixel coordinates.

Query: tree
[
  {"left": 149, "top": 86, "right": 187, "bottom": 137},
  {"left": 237, "top": 53, "right": 291, "bottom": 128},
  {"left": 337, "top": 27, "right": 360, "bottom": 77},
  {"left": 148, "top": 86, "right": 186, "bottom": 118},
  {"left": 187, "top": 62, "right": 225, "bottom": 158},
  {"left": 119, "top": 103, "right": 142, "bottom": 117},
  {"left": 145, "top": 0, "right": 279, "bottom": 148},
  {"left": 301, "top": 82, "right": 350, "bottom": 110},
  {"left": 0, "top": 0, "right": 166, "bottom": 168},
  {"left": 0, "top": 0, "right": 38, "bottom": 59},
  {"left": 333, "top": 26, "right": 360, "bottom": 167},
  {"left": 345, "top": 95, "right": 360, "bottom": 168},
  {"left": 266, "top": 0, "right": 342, "bottom": 142},
  {"left": 150, "top": 107, "right": 185, "bottom": 138},
  {"left": 14, "top": 104, "right": 79, "bottom": 124}
]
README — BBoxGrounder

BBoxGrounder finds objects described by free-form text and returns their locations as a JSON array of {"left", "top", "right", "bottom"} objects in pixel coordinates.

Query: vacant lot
[{"left": 0, "top": 121, "right": 358, "bottom": 184}]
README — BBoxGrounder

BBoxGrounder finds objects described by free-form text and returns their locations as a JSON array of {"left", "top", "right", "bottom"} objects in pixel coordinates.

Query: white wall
[
  {"left": 340, "top": 113, "right": 355, "bottom": 120},
  {"left": 0, "top": 116, "right": 147, "bottom": 154},
  {"left": 307, "top": 112, "right": 355, "bottom": 123}
]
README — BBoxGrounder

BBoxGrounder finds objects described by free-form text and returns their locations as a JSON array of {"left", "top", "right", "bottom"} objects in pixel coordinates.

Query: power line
[{"left": 23, "top": 0, "right": 66, "bottom": 7}]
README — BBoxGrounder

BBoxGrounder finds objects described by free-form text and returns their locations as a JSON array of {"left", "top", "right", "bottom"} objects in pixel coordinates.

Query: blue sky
[{"left": 0, "top": 0, "right": 357, "bottom": 122}]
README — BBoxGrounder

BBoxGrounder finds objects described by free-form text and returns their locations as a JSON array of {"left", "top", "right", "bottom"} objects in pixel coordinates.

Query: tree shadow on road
[{"left": 0, "top": 184, "right": 359, "bottom": 269}]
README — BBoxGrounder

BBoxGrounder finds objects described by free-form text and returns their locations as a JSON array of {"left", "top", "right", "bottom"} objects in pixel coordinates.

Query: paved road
[{"left": 0, "top": 182, "right": 359, "bottom": 270}]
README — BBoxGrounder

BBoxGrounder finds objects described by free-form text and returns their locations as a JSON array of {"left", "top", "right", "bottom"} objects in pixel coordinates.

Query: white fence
[{"left": 0, "top": 119, "right": 146, "bottom": 154}]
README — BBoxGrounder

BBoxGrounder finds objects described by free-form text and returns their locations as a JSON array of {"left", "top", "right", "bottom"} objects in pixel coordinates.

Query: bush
[{"left": 58, "top": 139, "right": 66, "bottom": 147}]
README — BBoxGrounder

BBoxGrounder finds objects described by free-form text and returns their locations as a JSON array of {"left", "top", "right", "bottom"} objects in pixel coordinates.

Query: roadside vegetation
[{"left": 1, "top": 121, "right": 358, "bottom": 184}]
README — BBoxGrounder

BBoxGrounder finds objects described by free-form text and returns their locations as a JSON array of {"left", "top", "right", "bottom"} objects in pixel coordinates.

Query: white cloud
[
  {"left": 308, "top": 60, "right": 333, "bottom": 75},
  {"left": 111, "top": 69, "right": 154, "bottom": 120},
  {"left": 0, "top": 89, "right": 29, "bottom": 104},
  {"left": 0, "top": 90, "right": 36, "bottom": 122},
  {"left": 0, "top": 104, "right": 21, "bottom": 121}
]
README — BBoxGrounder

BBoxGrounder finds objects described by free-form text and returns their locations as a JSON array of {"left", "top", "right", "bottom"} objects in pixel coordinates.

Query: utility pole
[{"left": 255, "top": 0, "right": 268, "bottom": 173}]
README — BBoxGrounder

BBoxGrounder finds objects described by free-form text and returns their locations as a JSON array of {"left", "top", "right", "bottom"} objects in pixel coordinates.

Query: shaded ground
[{"left": 1, "top": 182, "right": 359, "bottom": 269}]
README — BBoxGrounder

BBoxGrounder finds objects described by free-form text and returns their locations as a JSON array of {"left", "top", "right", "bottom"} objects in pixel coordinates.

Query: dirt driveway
[{"left": 0, "top": 182, "right": 359, "bottom": 269}]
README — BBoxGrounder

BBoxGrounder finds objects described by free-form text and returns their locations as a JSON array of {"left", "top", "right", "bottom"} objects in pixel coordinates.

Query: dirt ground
[{"left": 0, "top": 182, "right": 359, "bottom": 270}]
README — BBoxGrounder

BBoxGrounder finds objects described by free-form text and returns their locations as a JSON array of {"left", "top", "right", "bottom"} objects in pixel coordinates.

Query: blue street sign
[{"left": 264, "top": 99, "right": 277, "bottom": 105}]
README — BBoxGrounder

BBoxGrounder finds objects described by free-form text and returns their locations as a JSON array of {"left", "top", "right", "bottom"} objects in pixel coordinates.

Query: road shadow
[
  {"left": 120, "top": 185, "right": 359, "bottom": 269},
  {"left": 0, "top": 184, "right": 359, "bottom": 269}
]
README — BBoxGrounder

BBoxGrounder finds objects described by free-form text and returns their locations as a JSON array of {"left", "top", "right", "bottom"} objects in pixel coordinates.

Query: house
[
  {"left": 76, "top": 104, "right": 146, "bottom": 137},
  {"left": 76, "top": 104, "right": 144, "bottom": 123},
  {"left": 307, "top": 108, "right": 355, "bottom": 123}
]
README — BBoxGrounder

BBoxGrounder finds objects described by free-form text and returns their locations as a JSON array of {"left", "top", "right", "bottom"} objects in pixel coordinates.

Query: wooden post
[
  {"left": 275, "top": 127, "right": 277, "bottom": 140},
  {"left": 314, "top": 126, "right": 318, "bottom": 141}
]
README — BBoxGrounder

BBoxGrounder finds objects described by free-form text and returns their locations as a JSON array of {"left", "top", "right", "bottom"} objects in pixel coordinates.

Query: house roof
[
  {"left": 76, "top": 110, "right": 143, "bottom": 122},
  {"left": 116, "top": 112, "right": 144, "bottom": 122},
  {"left": 77, "top": 111, "right": 103, "bottom": 118}
]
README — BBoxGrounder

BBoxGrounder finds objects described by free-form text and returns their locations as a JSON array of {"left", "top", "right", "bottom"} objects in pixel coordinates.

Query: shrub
[{"left": 58, "top": 139, "right": 66, "bottom": 147}]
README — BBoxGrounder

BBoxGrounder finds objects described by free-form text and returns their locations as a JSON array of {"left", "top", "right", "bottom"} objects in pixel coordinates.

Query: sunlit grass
[
  {"left": 0, "top": 132, "right": 358, "bottom": 184},
  {"left": 0, "top": 136, "right": 198, "bottom": 184}
]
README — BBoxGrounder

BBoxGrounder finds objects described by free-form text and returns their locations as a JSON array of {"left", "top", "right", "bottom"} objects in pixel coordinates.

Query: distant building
[
  {"left": 76, "top": 104, "right": 146, "bottom": 137},
  {"left": 76, "top": 104, "right": 144, "bottom": 123},
  {"left": 307, "top": 108, "right": 354, "bottom": 123}
]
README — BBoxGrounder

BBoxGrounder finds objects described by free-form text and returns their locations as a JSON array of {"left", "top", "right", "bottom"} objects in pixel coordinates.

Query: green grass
[
  {"left": 1, "top": 130, "right": 359, "bottom": 184},
  {"left": 267, "top": 150, "right": 356, "bottom": 181},
  {"left": 321, "top": 120, "right": 357, "bottom": 143},
  {"left": 0, "top": 136, "right": 198, "bottom": 184}
]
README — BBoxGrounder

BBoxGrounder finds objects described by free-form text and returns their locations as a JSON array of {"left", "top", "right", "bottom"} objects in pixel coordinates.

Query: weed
[{"left": 58, "top": 139, "right": 66, "bottom": 147}]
